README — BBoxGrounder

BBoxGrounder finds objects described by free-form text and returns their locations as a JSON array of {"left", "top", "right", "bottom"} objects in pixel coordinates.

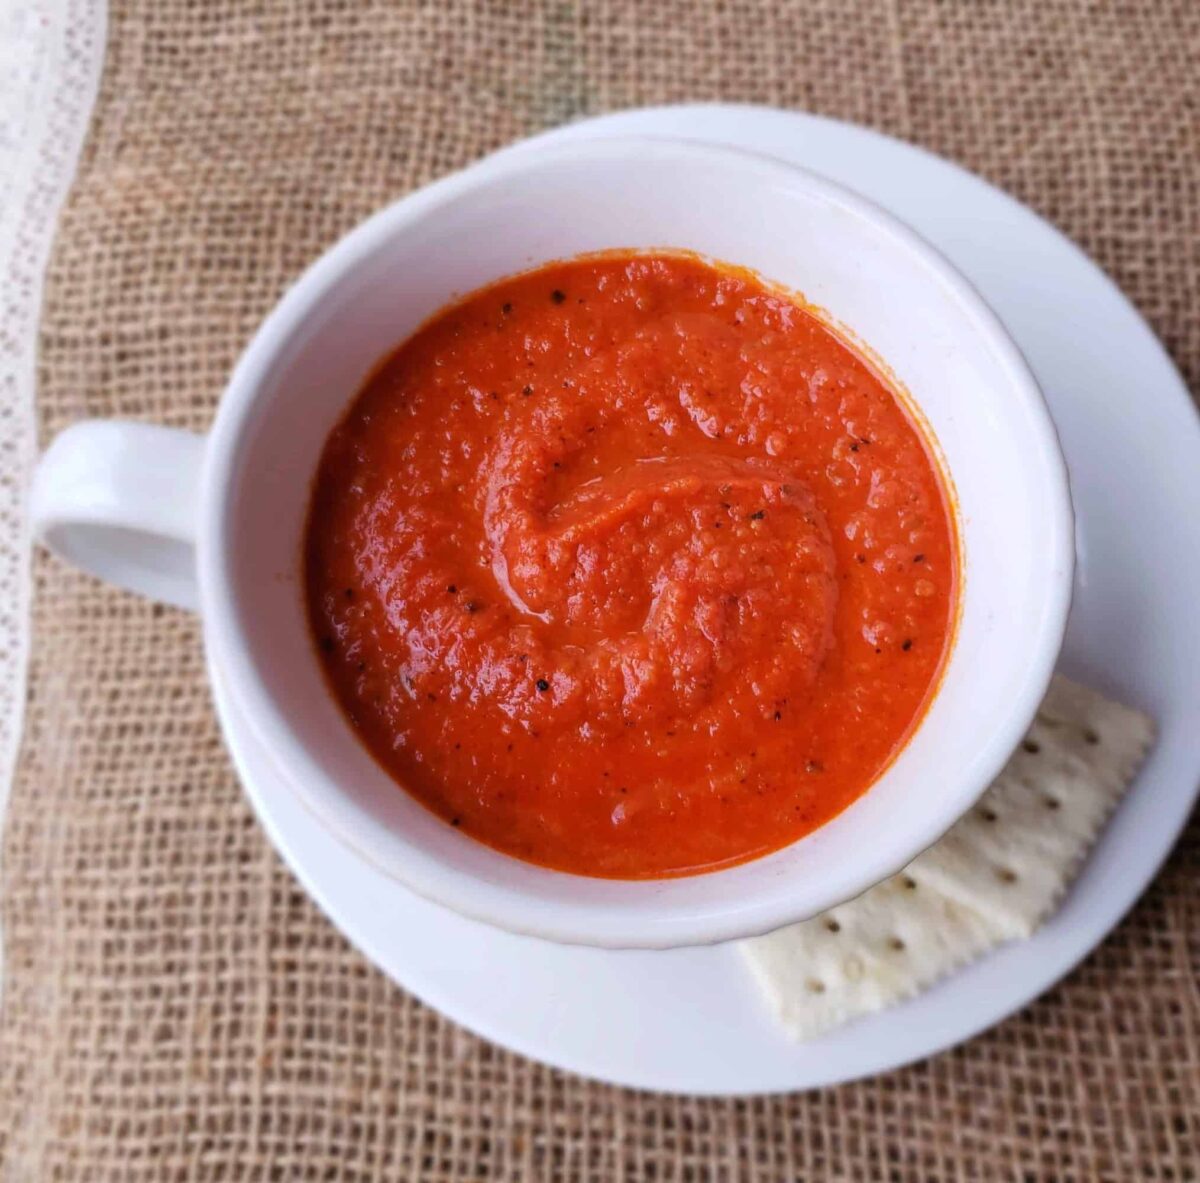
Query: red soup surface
[{"left": 305, "top": 252, "right": 957, "bottom": 878}]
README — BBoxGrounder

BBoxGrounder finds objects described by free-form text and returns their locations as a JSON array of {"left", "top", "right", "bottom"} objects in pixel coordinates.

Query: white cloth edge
[{"left": 0, "top": 0, "right": 108, "bottom": 995}]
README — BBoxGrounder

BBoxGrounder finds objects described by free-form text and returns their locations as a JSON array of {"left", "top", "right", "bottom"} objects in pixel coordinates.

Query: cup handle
[{"left": 30, "top": 420, "right": 206, "bottom": 611}]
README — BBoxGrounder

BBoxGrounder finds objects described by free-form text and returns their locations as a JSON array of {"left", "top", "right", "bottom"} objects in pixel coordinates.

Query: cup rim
[{"left": 197, "top": 135, "right": 1075, "bottom": 948}]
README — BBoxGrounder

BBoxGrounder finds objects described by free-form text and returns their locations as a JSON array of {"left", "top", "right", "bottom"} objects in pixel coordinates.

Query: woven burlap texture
[{"left": 3, "top": 1, "right": 1198, "bottom": 1179}]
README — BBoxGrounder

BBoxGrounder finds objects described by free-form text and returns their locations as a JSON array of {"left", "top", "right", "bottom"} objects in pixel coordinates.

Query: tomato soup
[{"left": 305, "top": 253, "right": 956, "bottom": 878}]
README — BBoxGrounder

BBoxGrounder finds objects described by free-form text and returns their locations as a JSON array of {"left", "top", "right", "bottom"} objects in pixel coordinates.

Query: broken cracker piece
[{"left": 740, "top": 676, "right": 1154, "bottom": 1041}]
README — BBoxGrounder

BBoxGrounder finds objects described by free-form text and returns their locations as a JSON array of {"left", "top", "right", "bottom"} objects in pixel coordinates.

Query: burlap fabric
[{"left": 2, "top": 1, "right": 1198, "bottom": 1178}]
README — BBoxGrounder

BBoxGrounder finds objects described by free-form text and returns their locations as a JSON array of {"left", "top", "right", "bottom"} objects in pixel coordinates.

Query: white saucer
[{"left": 212, "top": 105, "right": 1200, "bottom": 1095}]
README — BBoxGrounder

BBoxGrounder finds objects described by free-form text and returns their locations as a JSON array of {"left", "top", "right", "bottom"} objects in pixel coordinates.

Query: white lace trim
[{"left": 0, "top": 0, "right": 107, "bottom": 989}]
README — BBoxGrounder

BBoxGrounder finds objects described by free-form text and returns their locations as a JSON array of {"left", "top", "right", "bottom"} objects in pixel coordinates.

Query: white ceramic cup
[{"left": 30, "top": 137, "right": 1074, "bottom": 948}]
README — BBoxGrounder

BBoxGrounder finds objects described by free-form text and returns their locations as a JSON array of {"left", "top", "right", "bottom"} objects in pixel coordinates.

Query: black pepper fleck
[
  {"left": 914, "top": 553, "right": 926, "bottom": 563},
  {"left": 536, "top": 678, "right": 550, "bottom": 692},
  {"left": 465, "top": 600, "right": 481, "bottom": 614},
  {"left": 502, "top": 302, "right": 512, "bottom": 314},
  {"left": 749, "top": 509, "right": 766, "bottom": 521},
  {"left": 902, "top": 639, "right": 913, "bottom": 651},
  {"left": 320, "top": 637, "right": 335, "bottom": 653},
  {"left": 344, "top": 587, "right": 354, "bottom": 599},
  {"left": 551, "top": 289, "right": 566, "bottom": 304},
  {"left": 522, "top": 384, "right": 533, "bottom": 396},
  {"left": 447, "top": 584, "right": 457, "bottom": 594},
  {"left": 451, "top": 817, "right": 462, "bottom": 827}
]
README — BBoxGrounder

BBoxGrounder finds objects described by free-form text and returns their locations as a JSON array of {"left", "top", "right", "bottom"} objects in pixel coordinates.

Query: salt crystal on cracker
[{"left": 740, "top": 676, "right": 1154, "bottom": 1041}]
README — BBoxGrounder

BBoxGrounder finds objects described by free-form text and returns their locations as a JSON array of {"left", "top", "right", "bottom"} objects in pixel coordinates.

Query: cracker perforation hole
[{"left": 1022, "top": 739, "right": 1041, "bottom": 754}]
